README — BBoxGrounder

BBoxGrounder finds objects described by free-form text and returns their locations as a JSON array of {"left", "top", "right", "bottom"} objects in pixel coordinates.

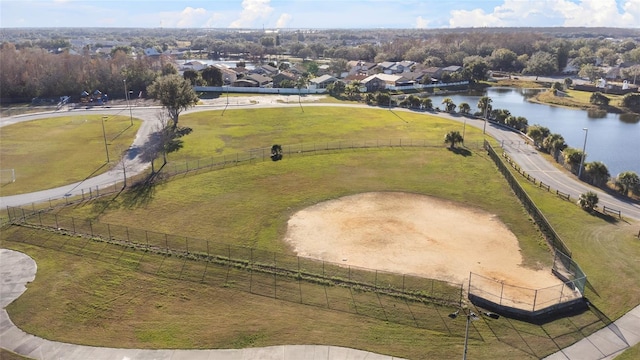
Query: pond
[{"left": 429, "top": 88, "right": 640, "bottom": 176}]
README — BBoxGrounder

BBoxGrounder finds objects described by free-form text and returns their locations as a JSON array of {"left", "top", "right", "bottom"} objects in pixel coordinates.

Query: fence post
[
  {"left": 71, "top": 217, "right": 76, "bottom": 234},
  {"left": 185, "top": 237, "right": 189, "bottom": 253},
  {"left": 165, "top": 233, "right": 168, "bottom": 252},
  {"left": 274, "top": 252, "right": 277, "bottom": 298},
  {"left": 55, "top": 213, "right": 59, "bottom": 229},
  {"left": 533, "top": 289, "right": 538, "bottom": 312},
  {"left": 500, "top": 282, "right": 504, "bottom": 305},
  {"left": 38, "top": 212, "right": 42, "bottom": 226},
  {"left": 89, "top": 221, "right": 93, "bottom": 237},
  {"left": 126, "top": 227, "right": 130, "bottom": 242}
]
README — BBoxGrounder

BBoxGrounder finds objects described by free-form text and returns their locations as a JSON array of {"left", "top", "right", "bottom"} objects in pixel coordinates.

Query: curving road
[{"left": 1, "top": 97, "right": 639, "bottom": 221}]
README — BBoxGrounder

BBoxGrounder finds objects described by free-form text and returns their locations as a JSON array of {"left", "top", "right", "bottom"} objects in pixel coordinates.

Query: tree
[
  {"left": 527, "top": 125, "right": 550, "bottom": 147},
  {"left": 201, "top": 66, "right": 223, "bottom": 86},
  {"left": 584, "top": 161, "right": 610, "bottom": 187},
  {"left": 458, "top": 102, "right": 471, "bottom": 114},
  {"left": 491, "top": 109, "right": 511, "bottom": 124},
  {"left": 578, "top": 191, "right": 599, "bottom": 212},
  {"left": 590, "top": 92, "right": 610, "bottom": 107},
  {"left": 579, "top": 64, "right": 604, "bottom": 83},
  {"left": 621, "top": 93, "right": 640, "bottom": 111},
  {"left": 617, "top": 171, "right": 640, "bottom": 196},
  {"left": 142, "top": 112, "right": 194, "bottom": 173},
  {"left": 326, "top": 81, "right": 345, "bottom": 97},
  {"left": 542, "top": 133, "right": 567, "bottom": 158},
  {"left": 147, "top": 74, "right": 199, "bottom": 128},
  {"left": 523, "top": 51, "right": 557, "bottom": 78},
  {"left": 563, "top": 147, "right": 585, "bottom": 173},
  {"left": 444, "top": 131, "right": 464, "bottom": 149},
  {"left": 477, "top": 96, "right": 492, "bottom": 118},
  {"left": 564, "top": 77, "right": 573, "bottom": 89},
  {"left": 441, "top": 97, "right": 456, "bottom": 112},
  {"left": 490, "top": 48, "right": 518, "bottom": 71},
  {"left": 182, "top": 69, "right": 200, "bottom": 85},
  {"left": 505, "top": 115, "right": 528, "bottom": 132},
  {"left": 421, "top": 98, "right": 433, "bottom": 110}
]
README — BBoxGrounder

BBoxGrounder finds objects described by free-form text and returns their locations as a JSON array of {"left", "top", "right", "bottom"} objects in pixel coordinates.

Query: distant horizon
[{"left": 2, "top": 0, "right": 640, "bottom": 29}]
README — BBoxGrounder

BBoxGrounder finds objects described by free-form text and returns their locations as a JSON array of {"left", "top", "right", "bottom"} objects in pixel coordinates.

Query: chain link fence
[{"left": 7, "top": 207, "right": 465, "bottom": 328}]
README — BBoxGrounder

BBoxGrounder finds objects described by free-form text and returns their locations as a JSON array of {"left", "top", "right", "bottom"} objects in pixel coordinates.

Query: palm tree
[
  {"left": 617, "top": 171, "right": 640, "bottom": 196},
  {"left": 444, "top": 130, "right": 464, "bottom": 149},
  {"left": 421, "top": 98, "right": 433, "bottom": 110},
  {"left": 527, "top": 125, "right": 550, "bottom": 148},
  {"left": 584, "top": 161, "right": 610, "bottom": 187},
  {"left": 442, "top": 97, "right": 456, "bottom": 112},
  {"left": 542, "top": 133, "right": 567, "bottom": 158},
  {"left": 578, "top": 191, "right": 599, "bottom": 212},
  {"left": 477, "top": 96, "right": 492, "bottom": 118},
  {"left": 458, "top": 102, "right": 471, "bottom": 115}
]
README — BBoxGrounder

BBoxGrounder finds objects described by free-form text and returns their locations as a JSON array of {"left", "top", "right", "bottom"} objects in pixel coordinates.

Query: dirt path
[{"left": 284, "top": 192, "right": 580, "bottom": 308}]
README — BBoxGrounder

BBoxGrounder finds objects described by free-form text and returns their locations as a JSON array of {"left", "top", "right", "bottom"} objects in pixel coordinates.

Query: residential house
[
  {"left": 212, "top": 64, "right": 238, "bottom": 85},
  {"left": 272, "top": 71, "right": 298, "bottom": 88},
  {"left": 144, "top": 48, "right": 161, "bottom": 57},
  {"left": 245, "top": 73, "right": 272, "bottom": 87},
  {"left": 252, "top": 64, "right": 278, "bottom": 76},
  {"left": 441, "top": 65, "right": 463, "bottom": 76},
  {"left": 359, "top": 74, "right": 386, "bottom": 92},
  {"left": 376, "top": 61, "right": 397, "bottom": 74},
  {"left": 308, "top": 74, "right": 338, "bottom": 89},
  {"left": 180, "top": 60, "right": 207, "bottom": 72},
  {"left": 347, "top": 60, "right": 377, "bottom": 76},
  {"left": 423, "top": 67, "right": 443, "bottom": 82}
]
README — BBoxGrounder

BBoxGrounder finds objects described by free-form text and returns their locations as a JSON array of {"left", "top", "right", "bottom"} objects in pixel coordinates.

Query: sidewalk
[{"left": 0, "top": 249, "right": 403, "bottom": 360}]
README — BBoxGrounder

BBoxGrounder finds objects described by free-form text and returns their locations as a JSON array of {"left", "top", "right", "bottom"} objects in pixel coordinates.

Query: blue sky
[{"left": 2, "top": 0, "right": 640, "bottom": 29}]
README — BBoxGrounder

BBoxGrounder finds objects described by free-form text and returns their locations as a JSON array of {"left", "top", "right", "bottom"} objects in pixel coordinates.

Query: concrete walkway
[{"left": 0, "top": 249, "right": 403, "bottom": 360}]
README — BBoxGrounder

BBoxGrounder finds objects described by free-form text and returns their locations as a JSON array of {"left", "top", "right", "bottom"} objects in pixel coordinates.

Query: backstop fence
[
  {"left": 476, "top": 141, "right": 588, "bottom": 319},
  {"left": 468, "top": 249, "right": 586, "bottom": 318}
]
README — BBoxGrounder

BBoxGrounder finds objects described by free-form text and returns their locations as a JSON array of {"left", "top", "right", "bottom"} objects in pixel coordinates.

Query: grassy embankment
[{"left": 1, "top": 106, "right": 638, "bottom": 359}]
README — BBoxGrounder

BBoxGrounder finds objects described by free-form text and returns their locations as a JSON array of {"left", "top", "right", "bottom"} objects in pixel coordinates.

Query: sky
[{"left": 1, "top": 0, "right": 640, "bottom": 29}]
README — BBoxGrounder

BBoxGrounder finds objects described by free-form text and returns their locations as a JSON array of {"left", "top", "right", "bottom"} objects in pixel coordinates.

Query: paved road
[{"left": 2, "top": 99, "right": 638, "bottom": 220}]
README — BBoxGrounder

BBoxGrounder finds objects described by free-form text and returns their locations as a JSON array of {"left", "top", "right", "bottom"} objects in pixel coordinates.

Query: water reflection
[
  {"left": 428, "top": 88, "right": 640, "bottom": 175},
  {"left": 587, "top": 109, "right": 608, "bottom": 119},
  {"left": 619, "top": 113, "right": 640, "bottom": 124}
]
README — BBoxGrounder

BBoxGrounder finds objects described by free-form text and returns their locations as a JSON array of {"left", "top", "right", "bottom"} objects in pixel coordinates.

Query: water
[{"left": 430, "top": 88, "right": 640, "bottom": 176}]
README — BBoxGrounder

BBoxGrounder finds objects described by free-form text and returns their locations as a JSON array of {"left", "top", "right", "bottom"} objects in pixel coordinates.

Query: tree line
[{"left": 3, "top": 28, "right": 640, "bottom": 103}]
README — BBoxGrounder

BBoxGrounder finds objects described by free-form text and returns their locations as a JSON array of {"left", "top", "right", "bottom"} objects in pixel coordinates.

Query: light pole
[
  {"left": 462, "top": 118, "right": 467, "bottom": 145},
  {"left": 101, "top": 116, "right": 110, "bottom": 163},
  {"left": 578, "top": 128, "right": 588, "bottom": 179},
  {"left": 482, "top": 105, "right": 489, "bottom": 134},
  {"left": 123, "top": 79, "right": 133, "bottom": 125}
]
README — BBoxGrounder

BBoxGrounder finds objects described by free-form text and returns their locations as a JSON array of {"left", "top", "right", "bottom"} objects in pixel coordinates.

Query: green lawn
[
  {"left": 1, "top": 105, "right": 638, "bottom": 359},
  {"left": 0, "top": 115, "right": 140, "bottom": 196}
]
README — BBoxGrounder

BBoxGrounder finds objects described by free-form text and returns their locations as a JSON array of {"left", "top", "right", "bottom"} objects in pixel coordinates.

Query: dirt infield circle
[{"left": 284, "top": 192, "right": 566, "bottom": 292}]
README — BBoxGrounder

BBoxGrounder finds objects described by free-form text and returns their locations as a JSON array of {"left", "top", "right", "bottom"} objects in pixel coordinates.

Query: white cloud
[
  {"left": 449, "top": 8, "right": 505, "bottom": 28},
  {"left": 175, "top": 7, "right": 209, "bottom": 28},
  {"left": 448, "top": 0, "right": 640, "bottom": 28},
  {"left": 229, "top": 0, "right": 274, "bottom": 28},
  {"left": 415, "top": 16, "right": 430, "bottom": 29},
  {"left": 276, "top": 13, "right": 292, "bottom": 28}
]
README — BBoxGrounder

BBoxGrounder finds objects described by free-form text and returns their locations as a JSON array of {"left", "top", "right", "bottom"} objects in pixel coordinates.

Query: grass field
[
  {"left": 0, "top": 115, "right": 140, "bottom": 196},
  {"left": 1, "top": 105, "right": 639, "bottom": 359}
]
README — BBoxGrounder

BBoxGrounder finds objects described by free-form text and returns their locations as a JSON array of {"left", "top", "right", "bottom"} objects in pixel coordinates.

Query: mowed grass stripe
[{"left": 0, "top": 115, "right": 140, "bottom": 196}]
